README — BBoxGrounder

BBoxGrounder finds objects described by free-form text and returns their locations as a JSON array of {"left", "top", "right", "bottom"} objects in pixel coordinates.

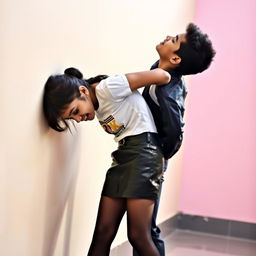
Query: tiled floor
[
  {"left": 111, "top": 229, "right": 256, "bottom": 256},
  {"left": 165, "top": 230, "right": 256, "bottom": 256}
]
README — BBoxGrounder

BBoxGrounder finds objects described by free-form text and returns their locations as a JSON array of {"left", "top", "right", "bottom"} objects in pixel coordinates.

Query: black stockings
[
  {"left": 87, "top": 196, "right": 159, "bottom": 256},
  {"left": 126, "top": 198, "right": 160, "bottom": 255},
  {"left": 87, "top": 196, "right": 126, "bottom": 256}
]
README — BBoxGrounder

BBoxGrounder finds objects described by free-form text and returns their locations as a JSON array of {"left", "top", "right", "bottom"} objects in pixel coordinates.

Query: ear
[
  {"left": 79, "top": 86, "right": 89, "bottom": 96},
  {"left": 169, "top": 55, "right": 181, "bottom": 65}
]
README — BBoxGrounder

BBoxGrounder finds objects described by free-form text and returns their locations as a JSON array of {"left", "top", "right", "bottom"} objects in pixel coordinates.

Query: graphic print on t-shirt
[{"left": 99, "top": 115, "right": 125, "bottom": 137}]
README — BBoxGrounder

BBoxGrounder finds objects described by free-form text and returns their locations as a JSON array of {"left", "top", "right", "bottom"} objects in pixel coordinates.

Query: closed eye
[{"left": 72, "top": 109, "right": 79, "bottom": 115}]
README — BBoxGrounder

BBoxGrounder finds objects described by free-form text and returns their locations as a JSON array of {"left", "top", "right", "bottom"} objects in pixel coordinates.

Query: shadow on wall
[{"left": 41, "top": 123, "right": 81, "bottom": 256}]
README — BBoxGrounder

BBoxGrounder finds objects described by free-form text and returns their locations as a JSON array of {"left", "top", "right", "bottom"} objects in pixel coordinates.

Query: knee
[
  {"left": 94, "top": 224, "right": 116, "bottom": 242},
  {"left": 128, "top": 229, "right": 149, "bottom": 247},
  {"left": 128, "top": 230, "right": 138, "bottom": 245}
]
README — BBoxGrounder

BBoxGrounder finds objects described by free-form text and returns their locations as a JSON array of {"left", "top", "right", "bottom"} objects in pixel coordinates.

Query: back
[
  {"left": 96, "top": 74, "right": 157, "bottom": 142},
  {"left": 142, "top": 61, "right": 187, "bottom": 159}
]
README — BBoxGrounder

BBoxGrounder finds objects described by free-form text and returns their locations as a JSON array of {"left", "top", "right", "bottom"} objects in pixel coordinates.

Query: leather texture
[
  {"left": 142, "top": 61, "right": 187, "bottom": 160},
  {"left": 101, "top": 132, "right": 164, "bottom": 200}
]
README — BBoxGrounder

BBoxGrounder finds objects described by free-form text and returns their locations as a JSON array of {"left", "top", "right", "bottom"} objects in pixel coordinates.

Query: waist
[{"left": 118, "top": 132, "right": 159, "bottom": 146}]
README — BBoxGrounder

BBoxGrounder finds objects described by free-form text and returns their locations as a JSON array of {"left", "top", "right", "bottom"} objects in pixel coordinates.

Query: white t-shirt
[
  {"left": 95, "top": 74, "right": 157, "bottom": 142},
  {"left": 149, "top": 84, "right": 159, "bottom": 106}
]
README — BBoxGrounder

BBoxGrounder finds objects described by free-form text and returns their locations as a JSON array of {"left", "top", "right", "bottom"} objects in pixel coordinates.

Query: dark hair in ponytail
[{"left": 43, "top": 67, "right": 108, "bottom": 132}]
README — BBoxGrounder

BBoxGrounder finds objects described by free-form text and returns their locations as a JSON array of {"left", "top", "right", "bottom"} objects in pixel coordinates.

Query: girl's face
[{"left": 60, "top": 87, "right": 95, "bottom": 123}]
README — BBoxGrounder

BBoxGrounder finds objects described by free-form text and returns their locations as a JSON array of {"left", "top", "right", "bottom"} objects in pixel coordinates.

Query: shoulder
[
  {"left": 155, "top": 75, "right": 186, "bottom": 100},
  {"left": 96, "top": 74, "right": 132, "bottom": 101}
]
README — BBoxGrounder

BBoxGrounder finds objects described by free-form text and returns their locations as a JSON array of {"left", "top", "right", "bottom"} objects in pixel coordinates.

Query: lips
[
  {"left": 81, "top": 114, "right": 88, "bottom": 121},
  {"left": 160, "top": 39, "right": 167, "bottom": 45},
  {"left": 160, "top": 36, "right": 171, "bottom": 45}
]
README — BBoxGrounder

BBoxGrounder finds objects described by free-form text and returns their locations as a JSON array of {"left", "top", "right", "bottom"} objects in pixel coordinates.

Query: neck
[
  {"left": 158, "top": 59, "right": 174, "bottom": 72},
  {"left": 89, "top": 83, "right": 99, "bottom": 110}
]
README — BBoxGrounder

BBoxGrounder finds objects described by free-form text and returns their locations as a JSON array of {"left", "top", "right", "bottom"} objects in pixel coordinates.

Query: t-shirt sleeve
[{"left": 105, "top": 74, "right": 132, "bottom": 101}]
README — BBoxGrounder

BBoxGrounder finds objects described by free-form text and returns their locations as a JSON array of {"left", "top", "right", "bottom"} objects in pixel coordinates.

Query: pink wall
[{"left": 179, "top": 0, "right": 256, "bottom": 223}]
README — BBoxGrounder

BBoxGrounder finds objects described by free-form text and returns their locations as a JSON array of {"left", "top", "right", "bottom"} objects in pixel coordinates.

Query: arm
[{"left": 125, "top": 68, "right": 171, "bottom": 91}]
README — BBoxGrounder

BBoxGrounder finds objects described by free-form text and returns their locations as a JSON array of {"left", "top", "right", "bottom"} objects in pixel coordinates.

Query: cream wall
[{"left": 1, "top": 1, "right": 195, "bottom": 255}]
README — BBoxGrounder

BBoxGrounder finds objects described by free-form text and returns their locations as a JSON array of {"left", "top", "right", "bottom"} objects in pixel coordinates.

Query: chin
[{"left": 156, "top": 45, "right": 161, "bottom": 53}]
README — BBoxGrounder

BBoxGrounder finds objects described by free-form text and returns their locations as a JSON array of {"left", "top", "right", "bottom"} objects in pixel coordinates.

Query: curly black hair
[{"left": 174, "top": 23, "right": 216, "bottom": 75}]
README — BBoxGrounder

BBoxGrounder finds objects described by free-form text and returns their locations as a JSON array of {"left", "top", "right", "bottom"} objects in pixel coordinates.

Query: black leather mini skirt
[{"left": 101, "top": 132, "right": 164, "bottom": 200}]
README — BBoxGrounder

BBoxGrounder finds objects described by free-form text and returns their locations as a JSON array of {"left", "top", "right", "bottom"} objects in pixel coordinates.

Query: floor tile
[
  {"left": 111, "top": 229, "right": 256, "bottom": 256},
  {"left": 166, "top": 230, "right": 256, "bottom": 256}
]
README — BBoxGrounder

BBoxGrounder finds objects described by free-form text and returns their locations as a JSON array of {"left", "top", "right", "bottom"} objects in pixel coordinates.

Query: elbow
[
  {"left": 160, "top": 70, "right": 171, "bottom": 84},
  {"left": 164, "top": 72, "right": 171, "bottom": 84}
]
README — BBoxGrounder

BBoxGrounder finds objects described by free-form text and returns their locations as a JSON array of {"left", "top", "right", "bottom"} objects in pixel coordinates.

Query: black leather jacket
[{"left": 142, "top": 61, "right": 187, "bottom": 159}]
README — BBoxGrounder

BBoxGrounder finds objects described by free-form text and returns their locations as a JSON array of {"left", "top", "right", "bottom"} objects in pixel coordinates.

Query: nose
[{"left": 73, "top": 115, "right": 82, "bottom": 123}]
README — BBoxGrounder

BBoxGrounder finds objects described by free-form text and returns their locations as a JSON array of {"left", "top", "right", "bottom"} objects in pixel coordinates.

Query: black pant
[{"left": 133, "top": 161, "right": 168, "bottom": 256}]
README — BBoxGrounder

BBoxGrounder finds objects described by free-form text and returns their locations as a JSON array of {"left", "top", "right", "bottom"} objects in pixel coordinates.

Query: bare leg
[
  {"left": 87, "top": 196, "right": 126, "bottom": 256},
  {"left": 127, "top": 199, "right": 160, "bottom": 256}
]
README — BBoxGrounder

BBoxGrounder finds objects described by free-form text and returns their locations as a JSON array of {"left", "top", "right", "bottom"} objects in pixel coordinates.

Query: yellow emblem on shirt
[{"left": 99, "top": 115, "right": 125, "bottom": 136}]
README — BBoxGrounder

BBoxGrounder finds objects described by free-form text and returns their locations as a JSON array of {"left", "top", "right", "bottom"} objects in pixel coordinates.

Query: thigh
[
  {"left": 126, "top": 198, "right": 155, "bottom": 232},
  {"left": 94, "top": 196, "right": 127, "bottom": 231}
]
